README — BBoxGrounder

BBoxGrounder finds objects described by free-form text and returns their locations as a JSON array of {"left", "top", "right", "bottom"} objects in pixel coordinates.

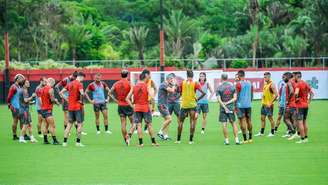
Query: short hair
[
  {"left": 221, "top": 73, "right": 228, "bottom": 80},
  {"left": 199, "top": 72, "right": 207, "bottom": 82},
  {"left": 140, "top": 69, "right": 150, "bottom": 80},
  {"left": 77, "top": 72, "right": 86, "bottom": 77},
  {"left": 48, "top": 78, "right": 56, "bottom": 86},
  {"left": 72, "top": 71, "right": 78, "bottom": 78},
  {"left": 14, "top": 74, "right": 24, "bottom": 82},
  {"left": 264, "top": 72, "right": 271, "bottom": 76},
  {"left": 186, "top": 69, "right": 193, "bottom": 78},
  {"left": 121, "top": 70, "right": 129, "bottom": 78},
  {"left": 237, "top": 70, "right": 245, "bottom": 77},
  {"left": 295, "top": 71, "right": 302, "bottom": 77},
  {"left": 166, "top": 73, "right": 175, "bottom": 80}
]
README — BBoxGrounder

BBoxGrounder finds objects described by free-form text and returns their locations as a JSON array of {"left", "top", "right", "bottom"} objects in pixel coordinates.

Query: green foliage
[{"left": 230, "top": 60, "right": 249, "bottom": 68}]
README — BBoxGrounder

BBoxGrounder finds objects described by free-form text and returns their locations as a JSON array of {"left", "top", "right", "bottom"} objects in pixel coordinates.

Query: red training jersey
[
  {"left": 287, "top": 80, "right": 297, "bottom": 108},
  {"left": 133, "top": 82, "right": 149, "bottom": 112},
  {"left": 296, "top": 80, "right": 311, "bottom": 108},
  {"left": 112, "top": 79, "right": 131, "bottom": 106},
  {"left": 40, "top": 85, "right": 53, "bottom": 110},
  {"left": 67, "top": 80, "right": 84, "bottom": 111}
]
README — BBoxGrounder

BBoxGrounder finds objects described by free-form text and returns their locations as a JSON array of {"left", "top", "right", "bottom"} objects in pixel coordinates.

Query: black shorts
[
  {"left": 69, "top": 110, "right": 84, "bottom": 123},
  {"left": 236, "top": 107, "right": 251, "bottom": 119},
  {"left": 19, "top": 110, "right": 32, "bottom": 125},
  {"left": 261, "top": 105, "right": 274, "bottom": 117},
  {"left": 93, "top": 103, "right": 107, "bottom": 112},
  {"left": 158, "top": 104, "right": 170, "bottom": 117},
  {"left": 197, "top": 103, "right": 209, "bottom": 114},
  {"left": 179, "top": 107, "right": 197, "bottom": 120},
  {"left": 278, "top": 107, "right": 286, "bottom": 116},
  {"left": 62, "top": 101, "right": 68, "bottom": 111},
  {"left": 10, "top": 107, "right": 20, "bottom": 119},
  {"left": 37, "top": 110, "right": 42, "bottom": 115},
  {"left": 285, "top": 107, "right": 297, "bottom": 121},
  {"left": 118, "top": 105, "right": 134, "bottom": 117},
  {"left": 168, "top": 103, "right": 180, "bottom": 117},
  {"left": 297, "top": 108, "right": 308, "bottom": 121},
  {"left": 40, "top": 109, "right": 53, "bottom": 119},
  {"left": 219, "top": 111, "right": 235, "bottom": 123},
  {"left": 133, "top": 111, "right": 152, "bottom": 124}
]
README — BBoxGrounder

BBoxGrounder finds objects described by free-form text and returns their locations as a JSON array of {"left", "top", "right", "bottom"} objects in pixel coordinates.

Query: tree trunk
[
  {"left": 72, "top": 47, "right": 76, "bottom": 66},
  {"left": 249, "top": 0, "right": 259, "bottom": 68},
  {"left": 138, "top": 49, "right": 144, "bottom": 67}
]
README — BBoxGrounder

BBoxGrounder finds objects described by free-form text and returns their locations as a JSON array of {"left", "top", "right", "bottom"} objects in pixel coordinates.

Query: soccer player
[
  {"left": 35, "top": 77, "right": 47, "bottom": 137},
  {"left": 55, "top": 71, "right": 78, "bottom": 131},
  {"left": 144, "top": 69, "right": 157, "bottom": 133},
  {"left": 255, "top": 72, "right": 278, "bottom": 137},
  {"left": 294, "top": 71, "right": 313, "bottom": 143},
  {"left": 285, "top": 72, "right": 299, "bottom": 140},
  {"left": 85, "top": 73, "right": 111, "bottom": 134},
  {"left": 40, "top": 78, "right": 60, "bottom": 145},
  {"left": 275, "top": 72, "right": 294, "bottom": 136},
  {"left": 109, "top": 69, "right": 134, "bottom": 145},
  {"left": 196, "top": 72, "right": 214, "bottom": 134},
  {"left": 235, "top": 70, "right": 253, "bottom": 143},
  {"left": 157, "top": 73, "right": 177, "bottom": 140},
  {"left": 216, "top": 74, "right": 240, "bottom": 145},
  {"left": 176, "top": 69, "right": 205, "bottom": 144},
  {"left": 18, "top": 80, "right": 38, "bottom": 143},
  {"left": 61, "top": 72, "right": 86, "bottom": 147},
  {"left": 126, "top": 70, "right": 159, "bottom": 147},
  {"left": 7, "top": 74, "right": 25, "bottom": 140}
]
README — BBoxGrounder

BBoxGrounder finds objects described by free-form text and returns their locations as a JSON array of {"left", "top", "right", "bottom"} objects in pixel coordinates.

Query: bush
[
  {"left": 37, "top": 59, "right": 75, "bottom": 69},
  {"left": 230, "top": 60, "right": 248, "bottom": 68}
]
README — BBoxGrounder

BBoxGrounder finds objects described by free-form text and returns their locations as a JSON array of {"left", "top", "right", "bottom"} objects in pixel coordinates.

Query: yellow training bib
[
  {"left": 181, "top": 80, "right": 197, "bottom": 108},
  {"left": 262, "top": 80, "right": 274, "bottom": 106}
]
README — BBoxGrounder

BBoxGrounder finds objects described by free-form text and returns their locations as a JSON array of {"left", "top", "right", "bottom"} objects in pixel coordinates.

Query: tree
[{"left": 127, "top": 26, "right": 149, "bottom": 66}]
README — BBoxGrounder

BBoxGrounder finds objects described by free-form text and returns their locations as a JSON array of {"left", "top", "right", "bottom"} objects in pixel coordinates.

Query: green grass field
[{"left": 0, "top": 101, "right": 327, "bottom": 185}]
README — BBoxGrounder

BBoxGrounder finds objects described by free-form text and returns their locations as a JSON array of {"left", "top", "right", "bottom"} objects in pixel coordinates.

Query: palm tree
[
  {"left": 164, "top": 10, "right": 195, "bottom": 58},
  {"left": 249, "top": 0, "right": 260, "bottom": 67},
  {"left": 128, "top": 26, "right": 149, "bottom": 66},
  {"left": 63, "top": 15, "right": 91, "bottom": 65}
]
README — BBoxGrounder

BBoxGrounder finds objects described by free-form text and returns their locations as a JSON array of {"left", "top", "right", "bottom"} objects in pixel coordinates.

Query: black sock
[
  {"left": 274, "top": 126, "right": 278, "bottom": 131},
  {"left": 24, "top": 134, "right": 28, "bottom": 137},
  {"left": 271, "top": 129, "right": 275, "bottom": 134},
  {"left": 249, "top": 133, "right": 252, "bottom": 140},
  {"left": 138, "top": 138, "right": 143, "bottom": 145},
  {"left": 243, "top": 134, "right": 247, "bottom": 141},
  {"left": 189, "top": 135, "right": 193, "bottom": 142},
  {"left": 301, "top": 137, "right": 304, "bottom": 140},
  {"left": 177, "top": 134, "right": 181, "bottom": 141},
  {"left": 38, "top": 131, "right": 41, "bottom": 135},
  {"left": 13, "top": 134, "right": 17, "bottom": 138},
  {"left": 76, "top": 138, "right": 80, "bottom": 143},
  {"left": 128, "top": 133, "right": 132, "bottom": 138},
  {"left": 43, "top": 135, "right": 48, "bottom": 142},
  {"left": 305, "top": 135, "right": 308, "bottom": 139},
  {"left": 75, "top": 125, "right": 78, "bottom": 129},
  {"left": 64, "top": 125, "right": 67, "bottom": 129},
  {"left": 260, "top": 128, "right": 265, "bottom": 134},
  {"left": 201, "top": 128, "right": 205, "bottom": 131},
  {"left": 64, "top": 137, "right": 68, "bottom": 143},
  {"left": 47, "top": 130, "right": 50, "bottom": 134},
  {"left": 144, "top": 125, "right": 147, "bottom": 131},
  {"left": 96, "top": 125, "right": 100, "bottom": 131},
  {"left": 52, "top": 136, "right": 57, "bottom": 142},
  {"left": 297, "top": 131, "right": 300, "bottom": 135},
  {"left": 105, "top": 125, "right": 108, "bottom": 131},
  {"left": 151, "top": 137, "right": 156, "bottom": 144}
]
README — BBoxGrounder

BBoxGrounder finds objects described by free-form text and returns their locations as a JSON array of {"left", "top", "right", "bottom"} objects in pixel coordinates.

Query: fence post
[
  {"left": 289, "top": 59, "right": 292, "bottom": 69},
  {"left": 223, "top": 59, "right": 226, "bottom": 70},
  {"left": 323, "top": 57, "right": 325, "bottom": 70}
]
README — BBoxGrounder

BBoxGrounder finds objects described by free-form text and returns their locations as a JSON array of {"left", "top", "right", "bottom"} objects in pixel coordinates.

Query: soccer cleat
[
  {"left": 303, "top": 138, "right": 308, "bottom": 143},
  {"left": 43, "top": 141, "right": 50, "bottom": 145},
  {"left": 267, "top": 133, "right": 275, "bottom": 137},
  {"left": 224, "top": 141, "right": 230, "bottom": 145},
  {"left": 281, "top": 134, "right": 290, "bottom": 138},
  {"left": 151, "top": 143, "right": 160, "bottom": 147},
  {"left": 30, "top": 136, "right": 38, "bottom": 143},
  {"left": 19, "top": 137, "right": 27, "bottom": 143},
  {"left": 189, "top": 141, "right": 194, "bottom": 145},
  {"left": 24, "top": 135, "right": 31, "bottom": 141},
  {"left": 164, "top": 135, "right": 172, "bottom": 141},
  {"left": 235, "top": 141, "right": 241, "bottom": 145},
  {"left": 137, "top": 144, "right": 144, "bottom": 148},
  {"left": 53, "top": 140, "right": 60, "bottom": 145},
  {"left": 62, "top": 142, "right": 68, "bottom": 147},
  {"left": 288, "top": 133, "right": 298, "bottom": 140},
  {"left": 81, "top": 132, "right": 88, "bottom": 136},
  {"left": 175, "top": 140, "right": 181, "bottom": 144},
  {"left": 248, "top": 139, "right": 253, "bottom": 143},
  {"left": 296, "top": 140, "right": 305, "bottom": 144},
  {"left": 13, "top": 135, "right": 19, "bottom": 140},
  {"left": 242, "top": 140, "right": 249, "bottom": 144},
  {"left": 201, "top": 130, "right": 205, "bottom": 135},
  {"left": 96, "top": 131, "right": 101, "bottom": 135},
  {"left": 105, "top": 130, "right": 112, "bottom": 134},
  {"left": 255, "top": 132, "right": 264, "bottom": 137},
  {"left": 75, "top": 143, "right": 85, "bottom": 147},
  {"left": 157, "top": 133, "right": 165, "bottom": 140},
  {"left": 144, "top": 129, "right": 149, "bottom": 134}
]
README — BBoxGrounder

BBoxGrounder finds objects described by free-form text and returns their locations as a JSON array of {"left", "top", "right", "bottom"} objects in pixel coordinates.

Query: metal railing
[{"left": 6, "top": 57, "right": 328, "bottom": 70}]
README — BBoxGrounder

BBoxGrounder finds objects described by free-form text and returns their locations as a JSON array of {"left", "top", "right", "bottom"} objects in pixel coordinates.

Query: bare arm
[
  {"left": 109, "top": 86, "right": 119, "bottom": 104},
  {"left": 270, "top": 83, "right": 278, "bottom": 105},
  {"left": 49, "top": 88, "right": 60, "bottom": 105},
  {"left": 59, "top": 88, "right": 68, "bottom": 102},
  {"left": 224, "top": 92, "right": 237, "bottom": 106},
  {"left": 23, "top": 90, "right": 36, "bottom": 103},
  {"left": 84, "top": 88, "right": 94, "bottom": 104},
  {"left": 217, "top": 95, "right": 230, "bottom": 113},
  {"left": 125, "top": 87, "right": 134, "bottom": 108},
  {"left": 207, "top": 83, "right": 215, "bottom": 100}
]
